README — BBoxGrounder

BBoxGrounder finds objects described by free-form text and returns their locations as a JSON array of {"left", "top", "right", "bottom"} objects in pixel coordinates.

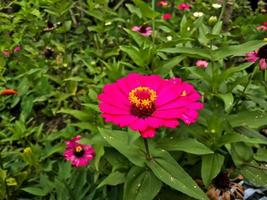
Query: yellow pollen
[
  {"left": 181, "top": 90, "right": 187, "bottom": 96},
  {"left": 129, "top": 86, "right": 157, "bottom": 108},
  {"left": 75, "top": 146, "right": 83, "bottom": 152}
]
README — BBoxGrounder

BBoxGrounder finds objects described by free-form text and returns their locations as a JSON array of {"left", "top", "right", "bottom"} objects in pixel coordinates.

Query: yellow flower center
[
  {"left": 128, "top": 86, "right": 157, "bottom": 118},
  {"left": 74, "top": 145, "right": 84, "bottom": 157}
]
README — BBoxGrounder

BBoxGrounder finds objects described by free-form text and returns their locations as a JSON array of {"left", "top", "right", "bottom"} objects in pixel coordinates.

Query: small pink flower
[
  {"left": 64, "top": 135, "right": 95, "bottom": 167},
  {"left": 13, "top": 45, "right": 22, "bottom": 53},
  {"left": 256, "top": 22, "right": 267, "bottom": 31},
  {"left": 157, "top": 0, "right": 168, "bottom": 6},
  {"left": 245, "top": 45, "right": 267, "bottom": 71},
  {"left": 2, "top": 50, "right": 10, "bottom": 57},
  {"left": 98, "top": 73, "right": 203, "bottom": 138},
  {"left": 162, "top": 13, "right": 172, "bottom": 20},
  {"left": 196, "top": 60, "right": 208, "bottom": 68},
  {"left": 177, "top": 3, "right": 190, "bottom": 10},
  {"left": 132, "top": 25, "right": 153, "bottom": 37}
]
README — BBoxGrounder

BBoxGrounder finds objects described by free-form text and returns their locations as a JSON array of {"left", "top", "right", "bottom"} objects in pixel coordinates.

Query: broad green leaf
[
  {"left": 201, "top": 153, "right": 224, "bottom": 187},
  {"left": 240, "top": 162, "right": 267, "bottom": 187},
  {"left": 216, "top": 132, "right": 267, "bottom": 147},
  {"left": 97, "top": 171, "right": 126, "bottom": 188},
  {"left": 92, "top": 144, "right": 105, "bottom": 171},
  {"left": 123, "top": 166, "right": 162, "bottom": 200},
  {"left": 254, "top": 148, "right": 267, "bottom": 162},
  {"left": 228, "top": 111, "right": 267, "bottom": 129},
  {"left": 125, "top": 4, "right": 142, "bottom": 18},
  {"left": 124, "top": 28, "right": 146, "bottom": 47},
  {"left": 120, "top": 46, "right": 145, "bottom": 67},
  {"left": 211, "top": 21, "right": 222, "bottom": 35},
  {"left": 98, "top": 128, "right": 145, "bottom": 166},
  {"left": 187, "top": 67, "right": 212, "bottom": 84},
  {"left": 57, "top": 109, "right": 91, "bottom": 121},
  {"left": 22, "top": 187, "right": 48, "bottom": 196},
  {"left": 217, "top": 93, "right": 234, "bottom": 112},
  {"left": 155, "top": 55, "right": 186, "bottom": 75},
  {"left": 157, "top": 138, "right": 213, "bottom": 155},
  {"left": 231, "top": 142, "right": 253, "bottom": 166},
  {"left": 222, "top": 62, "right": 253, "bottom": 81},
  {"left": 133, "top": 0, "right": 160, "bottom": 19},
  {"left": 146, "top": 150, "right": 209, "bottom": 200},
  {"left": 159, "top": 47, "right": 211, "bottom": 60},
  {"left": 213, "top": 40, "right": 266, "bottom": 60}
]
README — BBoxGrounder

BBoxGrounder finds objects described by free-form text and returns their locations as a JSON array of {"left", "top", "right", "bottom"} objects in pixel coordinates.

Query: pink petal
[
  {"left": 259, "top": 59, "right": 267, "bottom": 70},
  {"left": 140, "top": 127, "right": 156, "bottom": 138}
]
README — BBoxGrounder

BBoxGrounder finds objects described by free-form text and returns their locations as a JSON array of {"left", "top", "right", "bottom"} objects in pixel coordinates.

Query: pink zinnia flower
[
  {"left": 162, "top": 13, "right": 172, "bottom": 20},
  {"left": 245, "top": 45, "right": 267, "bottom": 71},
  {"left": 2, "top": 49, "right": 10, "bottom": 57},
  {"left": 157, "top": 0, "right": 168, "bottom": 6},
  {"left": 98, "top": 73, "right": 203, "bottom": 138},
  {"left": 196, "top": 60, "right": 208, "bottom": 68},
  {"left": 64, "top": 135, "right": 95, "bottom": 167},
  {"left": 177, "top": 3, "right": 190, "bottom": 10},
  {"left": 131, "top": 25, "right": 153, "bottom": 37},
  {"left": 13, "top": 45, "right": 22, "bottom": 53}
]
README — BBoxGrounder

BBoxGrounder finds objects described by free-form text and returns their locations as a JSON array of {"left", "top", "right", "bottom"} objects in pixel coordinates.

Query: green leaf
[
  {"left": 240, "top": 162, "right": 267, "bottom": 187},
  {"left": 201, "top": 153, "right": 224, "bottom": 187},
  {"left": 133, "top": 0, "right": 160, "bottom": 19},
  {"left": 217, "top": 132, "right": 267, "bottom": 147},
  {"left": 22, "top": 187, "right": 48, "bottom": 196},
  {"left": 92, "top": 144, "right": 105, "bottom": 171},
  {"left": 222, "top": 62, "right": 253, "bottom": 81},
  {"left": 146, "top": 150, "right": 209, "bottom": 200},
  {"left": 159, "top": 47, "right": 211, "bottom": 60},
  {"left": 98, "top": 128, "right": 146, "bottom": 166},
  {"left": 211, "top": 21, "right": 222, "bottom": 35},
  {"left": 217, "top": 93, "right": 234, "bottom": 112},
  {"left": 231, "top": 142, "right": 253, "bottom": 165},
  {"left": 254, "top": 148, "right": 267, "bottom": 162},
  {"left": 120, "top": 46, "right": 145, "bottom": 67},
  {"left": 57, "top": 109, "right": 92, "bottom": 121},
  {"left": 158, "top": 138, "right": 213, "bottom": 155},
  {"left": 228, "top": 111, "right": 267, "bottom": 129},
  {"left": 123, "top": 166, "right": 162, "bottom": 200},
  {"left": 155, "top": 55, "right": 186, "bottom": 75},
  {"left": 97, "top": 171, "right": 126, "bottom": 188},
  {"left": 213, "top": 40, "right": 266, "bottom": 60},
  {"left": 125, "top": 4, "right": 142, "bottom": 18}
]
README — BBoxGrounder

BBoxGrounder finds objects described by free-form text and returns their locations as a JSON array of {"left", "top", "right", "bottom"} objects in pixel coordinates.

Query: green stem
[
  {"left": 218, "top": 0, "right": 227, "bottom": 22},
  {"left": 232, "top": 62, "right": 258, "bottom": 111},
  {"left": 151, "top": 0, "right": 156, "bottom": 44},
  {"left": 143, "top": 139, "right": 152, "bottom": 160}
]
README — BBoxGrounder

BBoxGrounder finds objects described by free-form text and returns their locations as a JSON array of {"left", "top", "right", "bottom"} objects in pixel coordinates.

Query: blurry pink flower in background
[
  {"left": 157, "top": 0, "right": 168, "bottom": 6},
  {"left": 64, "top": 135, "right": 95, "bottom": 167},
  {"left": 2, "top": 50, "right": 10, "bottom": 57},
  {"left": 196, "top": 60, "right": 208, "bottom": 68},
  {"left": 245, "top": 45, "right": 267, "bottom": 71},
  {"left": 256, "top": 22, "right": 267, "bottom": 31},
  {"left": 177, "top": 3, "right": 190, "bottom": 10},
  {"left": 98, "top": 73, "right": 203, "bottom": 138},
  {"left": 13, "top": 45, "right": 22, "bottom": 53},
  {"left": 132, "top": 25, "right": 153, "bottom": 37},
  {"left": 162, "top": 13, "right": 172, "bottom": 20}
]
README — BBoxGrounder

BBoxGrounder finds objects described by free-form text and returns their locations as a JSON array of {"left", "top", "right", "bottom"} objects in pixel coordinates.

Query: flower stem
[
  {"left": 143, "top": 139, "right": 152, "bottom": 160},
  {"left": 232, "top": 62, "right": 258, "bottom": 111}
]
